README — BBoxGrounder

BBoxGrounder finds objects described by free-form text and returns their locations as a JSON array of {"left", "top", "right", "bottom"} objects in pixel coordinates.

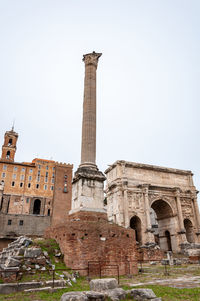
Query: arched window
[
  {"left": 33, "top": 199, "right": 41, "bottom": 215},
  {"left": 6, "top": 151, "right": 10, "bottom": 159},
  {"left": 8, "top": 139, "right": 12, "bottom": 146}
]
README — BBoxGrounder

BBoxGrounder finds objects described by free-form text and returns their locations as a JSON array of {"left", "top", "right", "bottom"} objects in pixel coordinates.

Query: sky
[{"left": 0, "top": 1, "right": 200, "bottom": 203}]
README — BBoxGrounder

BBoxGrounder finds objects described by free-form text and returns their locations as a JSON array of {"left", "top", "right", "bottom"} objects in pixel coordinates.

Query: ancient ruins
[
  {"left": 46, "top": 52, "right": 139, "bottom": 276},
  {"left": 105, "top": 160, "right": 200, "bottom": 252},
  {"left": 0, "top": 51, "right": 200, "bottom": 281}
]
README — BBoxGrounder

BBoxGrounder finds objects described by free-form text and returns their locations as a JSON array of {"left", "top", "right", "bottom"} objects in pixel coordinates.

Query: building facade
[
  {"left": 105, "top": 160, "right": 200, "bottom": 252},
  {"left": 0, "top": 128, "right": 73, "bottom": 243}
]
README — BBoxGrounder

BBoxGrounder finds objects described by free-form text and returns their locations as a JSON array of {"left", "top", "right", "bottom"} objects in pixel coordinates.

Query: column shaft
[
  {"left": 80, "top": 52, "right": 102, "bottom": 167},
  {"left": 124, "top": 189, "right": 130, "bottom": 228},
  {"left": 193, "top": 197, "right": 200, "bottom": 230},
  {"left": 176, "top": 192, "right": 184, "bottom": 231}
]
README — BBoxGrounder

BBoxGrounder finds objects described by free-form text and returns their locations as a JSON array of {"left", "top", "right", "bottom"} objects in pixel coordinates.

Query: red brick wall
[
  {"left": 51, "top": 164, "right": 73, "bottom": 226},
  {"left": 45, "top": 211, "right": 138, "bottom": 276}
]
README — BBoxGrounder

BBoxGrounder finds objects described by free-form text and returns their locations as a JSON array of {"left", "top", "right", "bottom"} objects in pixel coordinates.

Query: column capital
[
  {"left": 191, "top": 190, "right": 199, "bottom": 198},
  {"left": 174, "top": 187, "right": 181, "bottom": 196},
  {"left": 83, "top": 51, "right": 102, "bottom": 67},
  {"left": 139, "top": 184, "right": 149, "bottom": 193}
]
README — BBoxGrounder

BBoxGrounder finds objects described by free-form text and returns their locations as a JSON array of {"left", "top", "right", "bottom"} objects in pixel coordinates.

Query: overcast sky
[{"left": 0, "top": 1, "right": 200, "bottom": 203}]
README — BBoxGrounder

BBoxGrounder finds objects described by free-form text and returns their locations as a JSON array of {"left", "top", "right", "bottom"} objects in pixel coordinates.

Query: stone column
[
  {"left": 80, "top": 51, "right": 102, "bottom": 169},
  {"left": 123, "top": 181, "right": 130, "bottom": 228},
  {"left": 70, "top": 52, "right": 106, "bottom": 215},
  {"left": 175, "top": 188, "right": 187, "bottom": 242},
  {"left": 143, "top": 185, "right": 155, "bottom": 243},
  {"left": 192, "top": 193, "right": 200, "bottom": 234}
]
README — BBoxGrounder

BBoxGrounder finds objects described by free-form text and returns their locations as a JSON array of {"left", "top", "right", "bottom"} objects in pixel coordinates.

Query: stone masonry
[
  {"left": 105, "top": 160, "right": 200, "bottom": 252},
  {"left": 70, "top": 52, "right": 106, "bottom": 214}
]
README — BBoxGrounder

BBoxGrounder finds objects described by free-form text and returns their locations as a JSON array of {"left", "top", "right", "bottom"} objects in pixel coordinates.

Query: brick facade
[{"left": 0, "top": 129, "right": 73, "bottom": 240}]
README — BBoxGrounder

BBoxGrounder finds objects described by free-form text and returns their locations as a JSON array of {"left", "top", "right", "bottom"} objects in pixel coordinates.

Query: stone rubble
[
  {"left": 61, "top": 278, "right": 161, "bottom": 301},
  {"left": 0, "top": 236, "right": 79, "bottom": 285}
]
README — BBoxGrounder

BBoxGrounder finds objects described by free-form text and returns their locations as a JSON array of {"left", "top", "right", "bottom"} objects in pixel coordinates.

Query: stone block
[
  {"left": 24, "top": 248, "right": 42, "bottom": 258},
  {"left": 5, "top": 257, "right": 20, "bottom": 267},
  {"left": 90, "top": 278, "right": 118, "bottom": 292},
  {"left": 61, "top": 291, "right": 88, "bottom": 301},
  {"left": 130, "top": 288, "right": 157, "bottom": 300},
  {"left": 84, "top": 291, "right": 105, "bottom": 300},
  {"left": 105, "top": 288, "right": 126, "bottom": 300}
]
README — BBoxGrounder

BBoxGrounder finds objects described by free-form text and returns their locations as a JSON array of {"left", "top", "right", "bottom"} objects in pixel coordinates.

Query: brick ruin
[{"left": 46, "top": 211, "right": 138, "bottom": 276}]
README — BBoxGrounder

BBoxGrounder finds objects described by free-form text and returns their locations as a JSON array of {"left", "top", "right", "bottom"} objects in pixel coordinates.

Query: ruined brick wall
[
  {"left": 137, "top": 246, "right": 164, "bottom": 262},
  {"left": 51, "top": 163, "right": 73, "bottom": 226},
  {"left": 46, "top": 211, "right": 138, "bottom": 276}
]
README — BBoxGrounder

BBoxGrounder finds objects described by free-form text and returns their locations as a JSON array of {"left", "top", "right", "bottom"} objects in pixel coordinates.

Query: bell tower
[{"left": 1, "top": 127, "right": 18, "bottom": 162}]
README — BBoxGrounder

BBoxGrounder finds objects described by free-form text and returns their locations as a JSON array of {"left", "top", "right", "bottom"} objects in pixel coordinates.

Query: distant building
[{"left": 0, "top": 128, "right": 73, "bottom": 248}]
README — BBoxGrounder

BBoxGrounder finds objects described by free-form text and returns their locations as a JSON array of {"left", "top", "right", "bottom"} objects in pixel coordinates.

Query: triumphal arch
[{"left": 105, "top": 160, "right": 200, "bottom": 252}]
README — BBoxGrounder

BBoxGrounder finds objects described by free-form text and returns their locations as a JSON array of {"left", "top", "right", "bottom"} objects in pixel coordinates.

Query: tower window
[
  {"left": 44, "top": 184, "right": 47, "bottom": 190},
  {"left": 45, "top": 177, "right": 48, "bottom": 183},
  {"left": 38, "top": 165, "right": 41, "bottom": 169},
  {"left": 52, "top": 167, "right": 55, "bottom": 171},
  {"left": 36, "top": 184, "right": 39, "bottom": 189},
  {"left": 6, "top": 151, "right": 10, "bottom": 159},
  {"left": 52, "top": 172, "right": 55, "bottom": 178},
  {"left": 29, "top": 176, "right": 32, "bottom": 181},
  {"left": 46, "top": 166, "right": 49, "bottom": 170},
  {"left": 2, "top": 173, "right": 6, "bottom": 178},
  {"left": 14, "top": 166, "right": 18, "bottom": 171},
  {"left": 8, "top": 220, "right": 12, "bottom": 225},
  {"left": 3, "top": 165, "right": 7, "bottom": 170},
  {"left": 19, "top": 220, "right": 23, "bottom": 226},
  {"left": 20, "top": 182, "right": 23, "bottom": 188},
  {"left": 51, "top": 185, "right": 54, "bottom": 191},
  {"left": 20, "top": 175, "right": 24, "bottom": 181},
  {"left": 51, "top": 178, "right": 55, "bottom": 184},
  {"left": 28, "top": 183, "right": 31, "bottom": 188},
  {"left": 12, "top": 174, "right": 16, "bottom": 180},
  {"left": 8, "top": 138, "right": 12, "bottom": 146},
  {"left": 37, "top": 176, "right": 40, "bottom": 182},
  {"left": 29, "top": 169, "right": 33, "bottom": 173},
  {"left": 47, "top": 209, "right": 50, "bottom": 216},
  {"left": 45, "top": 172, "right": 48, "bottom": 177},
  {"left": 21, "top": 168, "right": 25, "bottom": 172},
  {"left": 11, "top": 181, "right": 15, "bottom": 187}
]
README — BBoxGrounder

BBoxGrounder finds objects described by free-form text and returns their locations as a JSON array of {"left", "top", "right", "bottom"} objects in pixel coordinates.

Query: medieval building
[
  {"left": 0, "top": 128, "right": 73, "bottom": 249},
  {"left": 105, "top": 160, "right": 200, "bottom": 252}
]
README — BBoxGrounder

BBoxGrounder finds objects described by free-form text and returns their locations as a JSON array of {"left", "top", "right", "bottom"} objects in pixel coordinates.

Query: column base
[{"left": 70, "top": 166, "right": 106, "bottom": 214}]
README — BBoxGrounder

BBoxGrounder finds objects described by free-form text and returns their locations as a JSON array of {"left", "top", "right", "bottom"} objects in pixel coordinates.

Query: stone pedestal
[{"left": 69, "top": 166, "right": 106, "bottom": 214}]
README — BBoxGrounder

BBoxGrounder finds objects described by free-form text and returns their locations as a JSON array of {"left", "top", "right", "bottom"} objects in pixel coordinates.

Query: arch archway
[
  {"left": 6, "top": 151, "right": 10, "bottom": 159},
  {"left": 33, "top": 199, "right": 41, "bottom": 215},
  {"left": 184, "top": 219, "right": 194, "bottom": 243},
  {"left": 151, "top": 199, "right": 175, "bottom": 251},
  {"left": 130, "top": 216, "right": 142, "bottom": 244}
]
